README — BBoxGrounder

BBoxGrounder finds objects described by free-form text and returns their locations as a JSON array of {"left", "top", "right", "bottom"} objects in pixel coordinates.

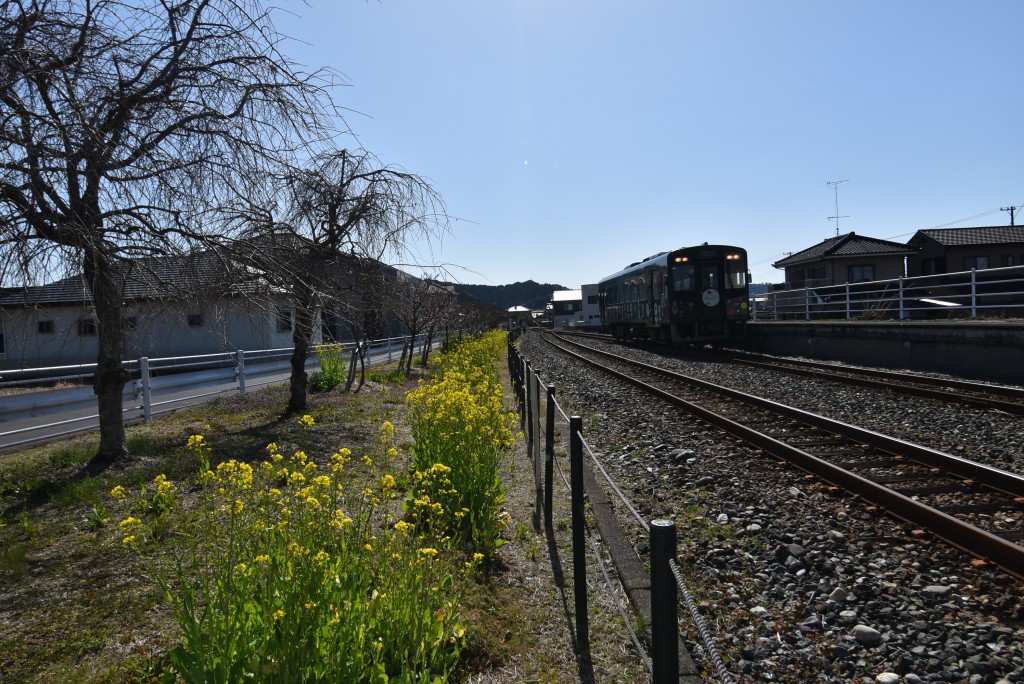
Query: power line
[{"left": 930, "top": 208, "right": 1001, "bottom": 228}]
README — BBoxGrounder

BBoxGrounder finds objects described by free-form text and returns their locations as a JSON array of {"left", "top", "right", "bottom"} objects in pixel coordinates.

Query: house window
[
  {"left": 1001, "top": 255, "right": 1015, "bottom": 267},
  {"left": 187, "top": 313, "right": 204, "bottom": 327},
  {"left": 963, "top": 256, "right": 989, "bottom": 271},
  {"left": 276, "top": 306, "right": 293, "bottom": 333},
  {"left": 587, "top": 295, "right": 599, "bottom": 305},
  {"left": 37, "top": 320, "right": 54, "bottom": 334},
  {"left": 921, "top": 257, "right": 946, "bottom": 276},
  {"left": 848, "top": 265, "right": 874, "bottom": 283},
  {"left": 78, "top": 318, "right": 97, "bottom": 336}
]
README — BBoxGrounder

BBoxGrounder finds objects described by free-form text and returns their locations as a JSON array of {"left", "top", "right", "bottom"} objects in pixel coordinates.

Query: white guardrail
[
  {"left": 0, "top": 335, "right": 431, "bottom": 451},
  {"left": 752, "top": 265, "right": 1024, "bottom": 321}
]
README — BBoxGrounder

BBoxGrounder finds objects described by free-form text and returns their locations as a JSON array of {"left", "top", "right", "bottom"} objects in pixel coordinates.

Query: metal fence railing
[
  {"left": 508, "top": 332, "right": 731, "bottom": 683},
  {"left": 0, "top": 334, "right": 433, "bottom": 451},
  {"left": 753, "top": 265, "right": 1024, "bottom": 321}
]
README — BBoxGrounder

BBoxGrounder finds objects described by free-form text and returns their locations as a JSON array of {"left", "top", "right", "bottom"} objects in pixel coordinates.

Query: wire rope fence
[{"left": 508, "top": 333, "right": 735, "bottom": 683}]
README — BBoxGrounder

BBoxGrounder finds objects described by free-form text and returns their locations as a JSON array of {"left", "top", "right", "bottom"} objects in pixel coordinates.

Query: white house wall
[{"left": 0, "top": 296, "right": 315, "bottom": 369}]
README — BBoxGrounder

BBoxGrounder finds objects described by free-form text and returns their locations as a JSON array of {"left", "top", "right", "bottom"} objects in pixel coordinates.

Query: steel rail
[
  {"left": 543, "top": 332, "right": 1024, "bottom": 580},
  {"left": 556, "top": 334, "right": 1024, "bottom": 498},
  {"left": 713, "top": 352, "right": 1024, "bottom": 416},
  {"left": 565, "top": 330, "right": 1024, "bottom": 410}
]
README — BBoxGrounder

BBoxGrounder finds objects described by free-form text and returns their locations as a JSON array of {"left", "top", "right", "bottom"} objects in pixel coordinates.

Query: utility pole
[
  {"left": 828, "top": 180, "right": 850, "bottom": 235},
  {"left": 1001, "top": 206, "right": 1017, "bottom": 226}
]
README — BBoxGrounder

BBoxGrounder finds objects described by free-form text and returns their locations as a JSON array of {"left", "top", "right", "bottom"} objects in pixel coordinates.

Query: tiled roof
[
  {"left": 0, "top": 250, "right": 251, "bottom": 308},
  {"left": 910, "top": 225, "right": 1024, "bottom": 247},
  {"left": 773, "top": 232, "right": 915, "bottom": 268}
]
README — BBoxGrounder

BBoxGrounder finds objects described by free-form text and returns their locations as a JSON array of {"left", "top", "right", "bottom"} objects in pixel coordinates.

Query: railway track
[
  {"left": 565, "top": 330, "right": 1024, "bottom": 416},
  {"left": 543, "top": 331, "right": 1024, "bottom": 580}
]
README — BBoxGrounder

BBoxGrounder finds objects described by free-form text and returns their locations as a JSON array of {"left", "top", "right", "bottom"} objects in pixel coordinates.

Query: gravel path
[{"left": 518, "top": 330, "right": 1024, "bottom": 684}]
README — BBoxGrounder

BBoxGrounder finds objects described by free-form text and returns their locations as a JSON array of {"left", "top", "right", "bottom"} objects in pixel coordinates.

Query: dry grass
[{"left": 0, "top": 365, "right": 650, "bottom": 683}]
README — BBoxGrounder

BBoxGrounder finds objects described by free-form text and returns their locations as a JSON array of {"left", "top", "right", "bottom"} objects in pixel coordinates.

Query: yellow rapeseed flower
[
  {"left": 110, "top": 485, "right": 126, "bottom": 500},
  {"left": 119, "top": 516, "right": 141, "bottom": 529},
  {"left": 298, "top": 414, "right": 315, "bottom": 428}
]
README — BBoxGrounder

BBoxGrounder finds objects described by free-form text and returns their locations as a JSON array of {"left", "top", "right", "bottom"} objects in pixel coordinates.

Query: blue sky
[{"left": 276, "top": 1, "right": 1024, "bottom": 287}]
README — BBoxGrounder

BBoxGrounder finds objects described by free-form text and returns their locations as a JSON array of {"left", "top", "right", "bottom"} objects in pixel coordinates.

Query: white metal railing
[
  {"left": 0, "top": 334, "right": 434, "bottom": 450},
  {"left": 752, "top": 265, "right": 1024, "bottom": 321}
]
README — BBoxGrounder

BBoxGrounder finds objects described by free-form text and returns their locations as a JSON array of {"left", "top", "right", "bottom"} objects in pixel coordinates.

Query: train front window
[
  {"left": 673, "top": 264, "right": 695, "bottom": 291},
  {"left": 726, "top": 260, "right": 748, "bottom": 289}
]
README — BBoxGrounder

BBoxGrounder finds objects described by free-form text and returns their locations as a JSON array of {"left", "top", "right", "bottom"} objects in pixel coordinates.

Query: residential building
[
  {"left": 0, "top": 251, "right": 300, "bottom": 369},
  {"left": 772, "top": 232, "right": 915, "bottom": 288},
  {"left": 549, "top": 289, "right": 582, "bottom": 328},
  {"left": 907, "top": 226, "right": 1024, "bottom": 276},
  {"left": 571, "top": 284, "right": 602, "bottom": 330}
]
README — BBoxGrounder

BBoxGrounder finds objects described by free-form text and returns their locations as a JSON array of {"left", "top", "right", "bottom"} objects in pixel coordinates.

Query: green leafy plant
[
  {"left": 83, "top": 502, "right": 110, "bottom": 530},
  {"left": 113, "top": 436, "right": 473, "bottom": 683},
  {"left": 406, "top": 331, "right": 518, "bottom": 564},
  {"left": 309, "top": 343, "right": 347, "bottom": 392}
]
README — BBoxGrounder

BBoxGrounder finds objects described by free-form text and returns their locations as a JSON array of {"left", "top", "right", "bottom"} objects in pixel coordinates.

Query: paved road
[{"left": 0, "top": 343, "right": 416, "bottom": 452}]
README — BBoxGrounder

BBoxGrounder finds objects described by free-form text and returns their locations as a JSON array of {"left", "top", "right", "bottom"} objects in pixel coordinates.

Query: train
[{"left": 598, "top": 243, "right": 750, "bottom": 345}]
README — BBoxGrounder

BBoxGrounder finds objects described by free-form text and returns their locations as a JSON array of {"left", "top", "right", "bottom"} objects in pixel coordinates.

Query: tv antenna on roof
[{"left": 827, "top": 179, "right": 849, "bottom": 235}]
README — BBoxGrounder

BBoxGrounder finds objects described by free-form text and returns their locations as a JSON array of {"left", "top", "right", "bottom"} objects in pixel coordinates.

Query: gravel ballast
[{"left": 517, "top": 331, "right": 1024, "bottom": 684}]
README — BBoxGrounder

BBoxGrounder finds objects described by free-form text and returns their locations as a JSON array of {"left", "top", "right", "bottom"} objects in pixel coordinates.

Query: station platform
[{"left": 745, "top": 319, "right": 1024, "bottom": 385}]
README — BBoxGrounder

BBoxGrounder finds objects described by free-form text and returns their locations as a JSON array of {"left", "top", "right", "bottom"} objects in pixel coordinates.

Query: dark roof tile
[
  {"left": 911, "top": 225, "right": 1024, "bottom": 246},
  {"left": 773, "top": 232, "right": 915, "bottom": 267}
]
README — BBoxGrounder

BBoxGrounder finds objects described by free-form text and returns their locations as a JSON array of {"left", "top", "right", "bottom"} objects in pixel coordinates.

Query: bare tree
[
  {"left": 240, "top": 149, "right": 447, "bottom": 413},
  {"left": 0, "top": 0, "right": 334, "bottom": 466},
  {"left": 392, "top": 274, "right": 454, "bottom": 376}
]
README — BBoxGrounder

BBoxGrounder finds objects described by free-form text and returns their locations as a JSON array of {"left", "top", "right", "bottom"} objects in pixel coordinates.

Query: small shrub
[{"left": 309, "top": 343, "right": 347, "bottom": 392}]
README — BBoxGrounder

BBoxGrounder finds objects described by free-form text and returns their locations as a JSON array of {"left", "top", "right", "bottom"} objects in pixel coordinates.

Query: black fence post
[
  {"left": 532, "top": 370, "right": 542, "bottom": 531},
  {"left": 570, "top": 416, "right": 589, "bottom": 651},
  {"left": 519, "top": 356, "right": 528, "bottom": 430},
  {"left": 525, "top": 362, "right": 534, "bottom": 453},
  {"left": 544, "top": 383, "right": 555, "bottom": 528},
  {"left": 650, "top": 519, "right": 679, "bottom": 683}
]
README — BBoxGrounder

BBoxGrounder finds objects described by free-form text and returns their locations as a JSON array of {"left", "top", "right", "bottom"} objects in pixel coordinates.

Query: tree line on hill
[{"left": 454, "top": 280, "right": 568, "bottom": 312}]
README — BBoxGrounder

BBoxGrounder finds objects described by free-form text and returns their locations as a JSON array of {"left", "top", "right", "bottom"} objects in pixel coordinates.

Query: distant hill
[{"left": 454, "top": 280, "right": 567, "bottom": 311}]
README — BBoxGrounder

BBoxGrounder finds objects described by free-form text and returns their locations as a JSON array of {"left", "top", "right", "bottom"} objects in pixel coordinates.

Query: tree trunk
[
  {"left": 397, "top": 337, "right": 409, "bottom": 373},
  {"left": 345, "top": 347, "right": 359, "bottom": 392},
  {"left": 347, "top": 340, "right": 364, "bottom": 393},
  {"left": 287, "top": 289, "right": 314, "bottom": 414},
  {"left": 403, "top": 335, "right": 416, "bottom": 375},
  {"left": 420, "top": 327, "right": 435, "bottom": 367},
  {"left": 85, "top": 247, "right": 131, "bottom": 468}
]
